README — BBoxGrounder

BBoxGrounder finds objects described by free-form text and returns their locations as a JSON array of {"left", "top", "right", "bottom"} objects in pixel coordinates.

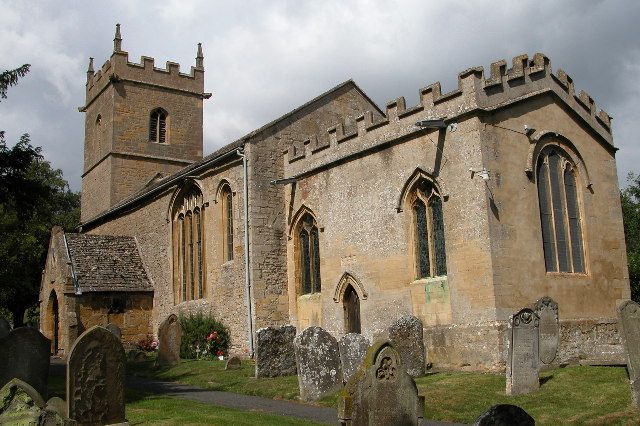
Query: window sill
[
  {"left": 544, "top": 271, "right": 590, "bottom": 279},
  {"left": 298, "top": 292, "right": 321, "bottom": 301},
  {"left": 411, "top": 275, "right": 448, "bottom": 286}
]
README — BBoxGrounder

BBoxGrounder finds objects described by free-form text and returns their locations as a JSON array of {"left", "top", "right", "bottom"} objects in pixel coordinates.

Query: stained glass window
[
  {"left": 226, "top": 191, "right": 234, "bottom": 261},
  {"left": 412, "top": 180, "right": 447, "bottom": 279},
  {"left": 299, "top": 214, "right": 321, "bottom": 295},
  {"left": 179, "top": 215, "right": 186, "bottom": 302},
  {"left": 195, "top": 209, "right": 203, "bottom": 298}
]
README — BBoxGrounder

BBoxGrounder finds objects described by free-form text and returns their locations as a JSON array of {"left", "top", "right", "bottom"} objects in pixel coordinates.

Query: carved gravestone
[
  {"left": 388, "top": 314, "right": 425, "bottom": 377},
  {"left": 506, "top": 308, "right": 540, "bottom": 395},
  {"left": 158, "top": 314, "right": 182, "bottom": 366},
  {"left": 0, "top": 317, "right": 10, "bottom": 338},
  {"left": 473, "top": 404, "right": 535, "bottom": 426},
  {"left": 106, "top": 323, "right": 122, "bottom": 340},
  {"left": 225, "top": 356, "right": 242, "bottom": 370},
  {"left": 534, "top": 296, "right": 559, "bottom": 367},
  {"left": 67, "top": 325, "right": 126, "bottom": 425},
  {"left": 618, "top": 300, "right": 640, "bottom": 408},
  {"left": 0, "top": 378, "right": 46, "bottom": 424},
  {"left": 338, "top": 341, "right": 425, "bottom": 425},
  {"left": 255, "top": 325, "right": 297, "bottom": 377},
  {"left": 339, "top": 333, "right": 370, "bottom": 383},
  {"left": 294, "top": 326, "right": 343, "bottom": 401},
  {"left": 0, "top": 327, "right": 50, "bottom": 398}
]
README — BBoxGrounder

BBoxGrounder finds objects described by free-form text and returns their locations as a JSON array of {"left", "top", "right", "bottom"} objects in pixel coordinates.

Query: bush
[
  {"left": 137, "top": 334, "right": 158, "bottom": 352},
  {"left": 179, "top": 311, "right": 230, "bottom": 359}
]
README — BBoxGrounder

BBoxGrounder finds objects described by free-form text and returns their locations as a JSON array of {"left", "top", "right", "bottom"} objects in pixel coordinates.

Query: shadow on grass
[{"left": 539, "top": 375, "right": 553, "bottom": 386}]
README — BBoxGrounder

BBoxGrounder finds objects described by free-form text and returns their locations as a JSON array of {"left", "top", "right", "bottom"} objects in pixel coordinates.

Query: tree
[
  {"left": 0, "top": 64, "right": 30, "bottom": 101},
  {"left": 622, "top": 172, "right": 640, "bottom": 302}
]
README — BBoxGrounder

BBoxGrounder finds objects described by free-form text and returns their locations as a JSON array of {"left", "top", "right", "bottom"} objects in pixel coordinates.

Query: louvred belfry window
[
  {"left": 298, "top": 213, "right": 321, "bottom": 295},
  {"left": 412, "top": 180, "right": 447, "bottom": 279},
  {"left": 150, "top": 108, "right": 168, "bottom": 143},
  {"left": 537, "top": 147, "right": 585, "bottom": 273}
]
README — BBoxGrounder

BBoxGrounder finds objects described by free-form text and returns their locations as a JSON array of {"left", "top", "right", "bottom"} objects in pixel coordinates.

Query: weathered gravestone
[
  {"left": 225, "top": 356, "right": 242, "bottom": 370},
  {"left": 67, "top": 325, "right": 126, "bottom": 425},
  {"left": 473, "top": 404, "right": 535, "bottom": 426},
  {"left": 157, "top": 314, "right": 182, "bottom": 366},
  {"left": 534, "top": 296, "right": 559, "bottom": 367},
  {"left": 506, "top": 308, "right": 540, "bottom": 395},
  {"left": 0, "top": 317, "right": 10, "bottom": 339},
  {"left": 338, "top": 340, "right": 425, "bottom": 425},
  {"left": 294, "top": 326, "right": 343, "bottom": 401},
  {"left": 339, "top": 333, "right": 370, "bottom": 383},
  {"left": 0, "top": 327, "right": 50, "bottom": 399},
  {"left": 255, "top": 325, "right": 297, "bottom": 377},
  {"left": 106, "top": 323, "right": 122, "bottom": 340},
  {"left": 0, "top": 378, "right": 69, "bottom": 425},
  {"left": 388, "top": 314, "right": 425, "bottom": 377},
  {"left": 618, "top": 300, "right": 640, "bottom": 408}
]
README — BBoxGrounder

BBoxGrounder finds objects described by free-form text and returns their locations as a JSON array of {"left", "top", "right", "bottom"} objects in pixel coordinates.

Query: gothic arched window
[
  {"left": 220, "top": 185, "right": 234, "bottom": 262},
  {"left": 297, "top": 213, "right": 321, "bottom": 295},
  {"left": 173, "top": 185, "right": 205, "bottom": 302},
  {"left": 411, "top": 180, "right": 447, "bottom": 279},
  {"left": 537, "top": 147, "right": 585, "bottom": 273},
  {"left": 150, "top": 108, "right": 168, "bottom": 143}
]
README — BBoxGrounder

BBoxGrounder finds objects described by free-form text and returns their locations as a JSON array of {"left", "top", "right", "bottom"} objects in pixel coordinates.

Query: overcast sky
[{"left": 1, "top": 0, "right": 638, "bottom": 191}]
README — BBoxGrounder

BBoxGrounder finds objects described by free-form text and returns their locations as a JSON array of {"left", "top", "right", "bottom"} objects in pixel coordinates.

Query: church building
[{"left": 40, "top": 26, "right": 630, "bottom": 371}]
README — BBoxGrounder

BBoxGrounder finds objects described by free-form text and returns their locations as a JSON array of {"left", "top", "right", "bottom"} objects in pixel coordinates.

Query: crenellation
[
  {"left": 552, "top": 68, "right": 574, "bottom": 94},
  {"left": 597, "top": 110, "right": 612, "bottom": 130},
  {"left": 483, "top": 59, "right": 507, "bottom": 88},
  {"left": 528, "top": 52, "right": 550, "bottom": 75},
  {"left": 386, "top": 96, "right": 407, "bottom": 120},
  {"left": 506, "top": 54, "right": 529, "bottom": 80},
  {"left": 576, "top": 89, "right": 595, "bottom": 115}
]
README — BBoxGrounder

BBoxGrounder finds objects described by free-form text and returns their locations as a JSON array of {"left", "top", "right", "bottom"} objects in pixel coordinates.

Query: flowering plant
[
  {"left": 137, "top": 334, "right": 158, "bottom": 352},
  {"left": 179, "top": 311, "right": 230, "bottom": 359}
]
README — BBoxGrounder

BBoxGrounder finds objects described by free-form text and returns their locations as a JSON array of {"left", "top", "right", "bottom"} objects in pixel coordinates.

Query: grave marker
[
  {"left": 473, "top": 404, "right": 535, "bottom": 426},
  {"left": 618, "top": 300, "right": 640, "bottom": 407},
  {"left": 157, "top": 314, "right": 182, "bottom": 366},
  {"left": 106, "top": 323, "right": 122, "bottom": 340},
  {"left": 388, "top": 315, "right": 425, "bottom": 377},
  {"left": 0, "top": 318, "right": 10, "bottom": 339},
  {"left": 339, "top": 333, "right": 370, "bottom": 383},
  {"left": 255, "top": 325, "right": 297, "bottom": 377},
  {"left": 0, "top": 327, "right": 50, "bottom": 398},
  {"left": 225, "top": 356, "right": 242, "bottom": 370},
  {"left": 506, "top": 308, "right": 540, "bottom": 395},
  {"left": 294, "top": 326, "right": 343, "bottom": 401},
  {"left": 534, "top": 296, "right": 559, "bottom": 366}
]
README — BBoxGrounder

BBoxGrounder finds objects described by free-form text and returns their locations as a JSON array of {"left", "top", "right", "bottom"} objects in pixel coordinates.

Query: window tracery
[
  {"left": 297, "top": 213, "right": 321, "bottom": 295},
  {"left": 173, "top": 185, "right": 205, "bottom": 302},
  {"left": 150, "top": 108, "right": 167, "bottom": 143},
  {"left": 411, "top": 180, "right": 447, "bottom": 279}
]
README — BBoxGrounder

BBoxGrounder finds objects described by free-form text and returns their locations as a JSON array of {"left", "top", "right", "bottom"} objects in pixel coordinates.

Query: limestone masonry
[{"left": 40, "top": 25, "right": 630, "bottom": 372}]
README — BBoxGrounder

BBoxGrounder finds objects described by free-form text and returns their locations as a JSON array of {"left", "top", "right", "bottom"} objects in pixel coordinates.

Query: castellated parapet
[{"left": 284, "top": 53, "right": 613, "bottom": 176}]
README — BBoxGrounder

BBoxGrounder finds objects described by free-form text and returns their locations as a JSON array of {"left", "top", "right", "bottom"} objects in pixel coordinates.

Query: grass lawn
[{"left": 129, "top": 356, "right": 640, "bottom": 425}]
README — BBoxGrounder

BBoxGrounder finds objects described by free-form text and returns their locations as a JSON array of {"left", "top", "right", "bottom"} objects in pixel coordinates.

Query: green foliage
[
  {"left": 178, "top": 311, "right": 230, "bottom": 359},
  {"left": 0, "top": 133, "right": 80, "bottom": 325},
  {"left": 0, "top": 64, "right": 30, "bottom": 101},
  {"left": 622, "top": 172, "right": 640, "bottom": 301}
]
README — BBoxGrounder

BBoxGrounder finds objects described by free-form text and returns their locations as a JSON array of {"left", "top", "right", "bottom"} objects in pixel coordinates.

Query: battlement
[
  {"left": 284, "top": 53, "right": 613, "bottom": 170},
  {"left": 84, "top": 24, "right": 206, "bottom": 107}
]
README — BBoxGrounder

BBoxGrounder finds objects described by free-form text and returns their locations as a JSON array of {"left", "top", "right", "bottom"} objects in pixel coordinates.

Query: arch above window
[
  {"left": 149, "top": 107, "right": 168, "bottom": 143},
  {"left": 166, "top": 178, "right": 205, "bottom": 222},
  {"left": 333, "top": 272, "right": 368, "bottom": 303},
  {"left": 527, "top": 131, "right": 591, "bottom": 189},
  {"left": 288, "top": 204, "right": 320, "bottom": 240},
  {"left": 396, "top": 168, "right": 448, "bottom": 213}
]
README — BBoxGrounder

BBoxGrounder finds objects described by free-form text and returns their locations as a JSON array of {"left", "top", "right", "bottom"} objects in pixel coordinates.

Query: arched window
[
  {"left": 297, "top": 213, "right": 321, "bottom": 295},
  {"left": 149, "top": 108, "right": 168, "bottom": 143},
  {"left": 173, "top": 185, "right": 205, "bottom": 302},
  {"left": 411, "top": 180, "right": 447, "bottom": 279},
  {"left": 537, "top": 147, "right": 585, "bottom": 273},
  {"left": 220, "top": 185, "right": 234, "bottom": 262}
]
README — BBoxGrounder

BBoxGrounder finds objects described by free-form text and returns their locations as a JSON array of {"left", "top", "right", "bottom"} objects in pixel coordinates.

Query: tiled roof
[{"left": 65, "top": 233, "right": 153, "bottom": 292}]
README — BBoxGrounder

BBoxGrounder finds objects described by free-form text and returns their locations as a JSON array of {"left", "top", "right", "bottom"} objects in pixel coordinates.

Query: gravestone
[
  {"left": 0, "top": 378, "right": 59, "bottom": 425},
  {"left": 338, "top": 341, "right": 425, "bottom": 425},
  {"left": 255, "top": 325, "right": 297, "bottom": 377},
  {"left": 294, "top": 326, "right": 343, "bottom": 401},
  {"left": 339, "top": 333, "right": 370, "bottom": 382},
  {"left": 388, "top": 314, "right": 425, "bottom": 377},
  {"left": 67, "top": 325, "right": 126, "bottom": 425},
  {"left": 618, "top": 300, "right": 640, "bottom": 408},
  {"left": 473, "top": 404, "right": 535, "bottom": 426},
  {"left": 157, "top": 314, "right": 182, "bottom": 366},
  {"left": 225, "top": 356, "right": 242, "bottom": 370},
  {"left": 106, "top": 323, "right": 122, "bottom": 340},
  {"left": 0, "top": 327, "right": 50, "bottom": 398},
  {"left": 534, "top": 296, "right": 559, "bottom": 366},
  {"left": 0, "top": 317, "right": 10, "bottom": 338},
  {"left": 506, "top": 308, "right": 540, "bottom": 395}
]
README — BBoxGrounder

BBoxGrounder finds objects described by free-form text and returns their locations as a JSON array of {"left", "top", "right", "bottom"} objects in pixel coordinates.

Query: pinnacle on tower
[
  {"left": 86, "top": 57, "right": 94, "bottom": 81},
  {"left": 114, "top": 23, "right": 122, "bottom": 52},
  {"left": 196, "top": 43, "right": 204, "bottom": 68}
]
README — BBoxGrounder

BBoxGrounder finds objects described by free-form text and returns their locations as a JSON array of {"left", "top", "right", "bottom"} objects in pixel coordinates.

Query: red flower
[{"left": 216, "top": 350, "right": 224, "bottom": 356}]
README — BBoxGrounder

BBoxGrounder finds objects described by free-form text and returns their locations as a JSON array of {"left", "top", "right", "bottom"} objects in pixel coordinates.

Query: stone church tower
[{"left": 80, "top": 24, "right": 209, "bottom": 222}]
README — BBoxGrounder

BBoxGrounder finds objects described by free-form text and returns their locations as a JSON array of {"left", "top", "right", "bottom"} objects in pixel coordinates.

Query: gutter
[
  {"left": 237, "top": 147, "right": 255, "bottom": 356},
  {"left": 63, "top": 233, "right": 81, "bottom": 295}
]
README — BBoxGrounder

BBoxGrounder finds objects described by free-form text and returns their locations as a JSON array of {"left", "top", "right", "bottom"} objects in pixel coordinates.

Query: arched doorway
[
  {"left": 343, "top": 285, "right": 361, "bottom": 334},
  {"left": 47, "top": 291, "right": 59, "bottom": 354}
]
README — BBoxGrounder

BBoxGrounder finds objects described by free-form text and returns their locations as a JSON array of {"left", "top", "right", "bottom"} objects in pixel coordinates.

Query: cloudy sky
[{"left": 1, "top": 0, "right": 638, "bottom": 190}]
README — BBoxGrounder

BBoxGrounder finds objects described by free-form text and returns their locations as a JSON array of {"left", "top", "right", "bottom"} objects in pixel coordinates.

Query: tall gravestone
[
  {"left": 294, "top": 326, "right": 343, "bottom": 401},
  {"left": 0, "top": 317, "right": 10, "bottom": 338},
  {"left": 67, "top": 325, "right": 126, "bottom": 425},
  {"left": 534, "top": 296, "right": 559, "bottom": 367},
  {"left": 388, "top": 314, "right": 425, "bottom": 377},
  {"left": 0, "top": 327, "right": 50, "bottom": 398},
  {"left": 338, "top": 341, "right": 425, "bottom": 425},
  {"left": 339, "top": 333, "right": 370, "bottom": 383},
  {"left": 473, "top": 404, "right": 535, "bottom": 426},
  {"left": 506, "top": 308, "right": 540, "bottom": 395},
  {"left": 255, "top": 325, "right": 297, "bottom": 378},
  {"left": 618, "top": 300, "right": 640, "bottom": 408},
  {"left": 157, "top": 314, "right": 182, "bottom": 366}
]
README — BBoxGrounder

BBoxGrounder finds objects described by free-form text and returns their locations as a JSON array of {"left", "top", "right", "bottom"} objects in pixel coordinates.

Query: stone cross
[
  {"left": 338, "top": 341, "right": 425, "bottom": 425},
  {"left": 255, "top": 325, "right": 297, "bottom": 378},
  {"left": 157, "top": 314, "right": 182, "bottom": 366},
  {"left": 106, "top": 323, "right": 122, "bottom": 340},
  {"left": 618, "top": 300, "right": 640, "bottom": 408},
  {"left": 534, "top": 296, "right": 559, "bottom": 366},
  {"left": 388, "top": 314, "right": 425, "bottom": 377},
  {"left": 0, "top": 317, "right": 10, "bottom": 339},
  {"left": 506, "top": 308, "right": 540, "bottom": 395},
  {"left": 339, "top": 333, "right": 370, "bottom": 383},
  {"left": 294, "top": 326, "right": 343, "bottom": 401},
  {"left": 0, "top": 327, "right": 50, "bottom": 399},
  {"left": 67, "top": 325, "right": 126, "bottom": 425},
  {"left": 473, "top": 404, "right": 535, "bottom": 426}
]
